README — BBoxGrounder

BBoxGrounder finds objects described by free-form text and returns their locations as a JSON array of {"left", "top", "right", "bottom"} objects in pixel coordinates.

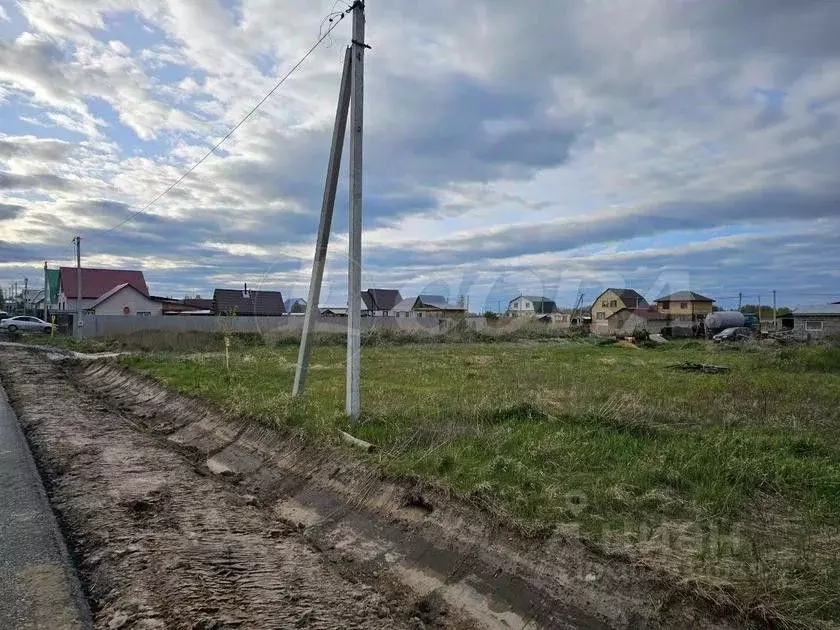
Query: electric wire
[{"left": 97, "top": 8, "right": 353, "bottom": 238}]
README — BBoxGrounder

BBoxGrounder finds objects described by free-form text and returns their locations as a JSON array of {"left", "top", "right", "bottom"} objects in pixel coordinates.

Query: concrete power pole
[
  {"left": 74, "top": 236, "right": 83, "bottom": 340},
  {"left": 293, "top": 47, "right": 353, "bottom": 396},
  {"left": 346, "top": 0, "right": 366, "bottom": 420},
  {"left": 738, "top": 292, "right": 742, "bottom": 310},
  {"left": 772, "top": 289, "right": 777, "bottom": 330},
  {"left": 43, "top": 261, "right": 49, "bottom": 320},
  {"left": 23, "top": 277, "right": 28, "bottom": 315}
]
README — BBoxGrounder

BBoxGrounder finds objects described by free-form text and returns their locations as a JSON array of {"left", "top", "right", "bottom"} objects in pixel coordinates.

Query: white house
[
  {"left": 85, "top": 283, "right": 162, "bottom": 316},
  {"left": 507, "top": 295, "right": 557, "bottom": 318}
]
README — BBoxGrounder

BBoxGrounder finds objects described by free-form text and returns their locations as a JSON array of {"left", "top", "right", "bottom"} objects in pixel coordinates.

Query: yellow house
[
  {"left": 591, "top": 288, "right": 649, "bottom": 332},
  {"left": 654, "top": 291, "right": 715, "bottom": 320}
]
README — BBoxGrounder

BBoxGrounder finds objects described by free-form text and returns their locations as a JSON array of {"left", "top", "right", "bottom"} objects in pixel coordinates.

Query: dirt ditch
[{"left": 0, "top": 348, "right": 746, "bottom": 629}]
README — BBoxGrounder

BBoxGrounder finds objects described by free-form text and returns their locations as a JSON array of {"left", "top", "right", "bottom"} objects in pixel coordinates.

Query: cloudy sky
[{"left": 0, "top": 0, "right": 838, "bottom": 311}]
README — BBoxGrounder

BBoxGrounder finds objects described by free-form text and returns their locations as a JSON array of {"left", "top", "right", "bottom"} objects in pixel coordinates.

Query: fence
[{"left": 77, "top": 314, "right": 496, "bottom": 338}]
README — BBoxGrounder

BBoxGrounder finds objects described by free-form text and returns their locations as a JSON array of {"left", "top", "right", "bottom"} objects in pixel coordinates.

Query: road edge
[{"left": 0, "top": 381, "right": 93, "bottom": 629}]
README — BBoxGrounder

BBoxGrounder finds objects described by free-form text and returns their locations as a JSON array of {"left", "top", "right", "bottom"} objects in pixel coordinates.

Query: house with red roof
[{"left": 58, "top": 267, "right": 149, "bottom": 313}]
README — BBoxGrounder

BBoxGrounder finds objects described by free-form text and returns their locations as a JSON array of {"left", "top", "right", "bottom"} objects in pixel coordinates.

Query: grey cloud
[
  {"left": 670, "top": 0, "right": 840, "bottom": 59},
  {"left": 0, "top": 171, "right": 78, "bottom": 191},
  {"left": 366, "top": 186, "right": 840, "bottom": 268},
  {"left": 0, "top": 203, "right": 24, "bottom": 220},
  {"left": 0, "top": 137, "right": 72, "bottom": 162}
]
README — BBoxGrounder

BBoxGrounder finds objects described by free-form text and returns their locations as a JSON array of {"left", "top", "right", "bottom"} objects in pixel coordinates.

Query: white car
[{"left": 0, "top": 316, "right": 55, "bottom": 333}]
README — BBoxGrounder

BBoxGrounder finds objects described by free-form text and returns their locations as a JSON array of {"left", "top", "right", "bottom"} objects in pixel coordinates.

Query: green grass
[{"left": 121, "top": 340, "right": 840, "bottom": 626}]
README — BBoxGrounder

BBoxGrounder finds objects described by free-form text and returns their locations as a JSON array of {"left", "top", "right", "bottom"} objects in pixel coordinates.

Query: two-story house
[
  {"left": 590, "top": 288, "right": 649, "bottom": 333},
  {"left": 507, "top": 295, "right": 557, "bottom": 318},
  {"left": 654, "top": 291, "right": 715, "bottom": 321}
]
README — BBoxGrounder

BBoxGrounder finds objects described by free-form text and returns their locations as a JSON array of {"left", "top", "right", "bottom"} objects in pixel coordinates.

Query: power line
[{"left": 98, "top": 9, "right": 352, "bottom": 238}]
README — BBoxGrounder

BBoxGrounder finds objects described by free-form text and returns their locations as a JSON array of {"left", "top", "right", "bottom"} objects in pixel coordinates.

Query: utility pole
[
  {"left": 772, "top": 289, "right": 777, "bottom": 330},
  {"left": 43, "top": 262, "right": 49, "bottom": 320},
  {"left": 346, "top": 0, "right": 366, "bottom": 420},
  {"left": 23, "top": 277, "right": 28, "bottom": 315},
  {"left": 738, "top": 292, "right": 742, "bottom": 310},
  {"left": 293, "top": 47, "right": 353, "bottom": 397},
  {"left": 73, "top": 236, "right": 83, "bottom": 340},
  {"left": 757, "top": 294, "right": 761, "bottom": 332}
]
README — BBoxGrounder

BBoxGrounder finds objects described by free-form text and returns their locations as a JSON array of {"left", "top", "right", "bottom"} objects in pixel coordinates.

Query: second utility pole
[
  {"left": 74, "top": 236, "right": 83, "bottom": 340},
  {"left": 346, "top": 0, "right": 365, "bottom": 420}
]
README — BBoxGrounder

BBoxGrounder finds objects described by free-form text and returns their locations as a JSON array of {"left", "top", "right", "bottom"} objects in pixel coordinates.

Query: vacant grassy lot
[{"left": 122, "top": 339, "right": 840, "bottom": 627}]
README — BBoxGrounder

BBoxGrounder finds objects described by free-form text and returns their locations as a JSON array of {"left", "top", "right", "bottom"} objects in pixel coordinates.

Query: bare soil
[{"left": 0, "top": 348, "right": 750, "bottom": 629}]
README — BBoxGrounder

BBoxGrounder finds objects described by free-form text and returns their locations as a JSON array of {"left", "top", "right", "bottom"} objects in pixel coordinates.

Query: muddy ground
[{"left": 0, "top": 348, "right": 747, "bottom": 629}]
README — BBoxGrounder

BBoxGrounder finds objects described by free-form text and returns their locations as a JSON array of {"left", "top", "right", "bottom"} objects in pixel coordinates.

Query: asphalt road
[{"left": 0, "top": 381, "right": 90, "bottom": 629}]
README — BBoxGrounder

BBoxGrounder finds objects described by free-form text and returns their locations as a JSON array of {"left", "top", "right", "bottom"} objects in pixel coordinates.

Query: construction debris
[
  {"left": 339, "top": 430, "right": 375, "bottom": 452},
  {"left": 668, "top": 362, "right": 730, "bottom": 374}
]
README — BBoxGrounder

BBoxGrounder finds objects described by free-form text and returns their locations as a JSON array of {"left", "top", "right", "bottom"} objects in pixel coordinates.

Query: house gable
[{"left": 591, "top": 288, "right": 648, "bottom": 325}]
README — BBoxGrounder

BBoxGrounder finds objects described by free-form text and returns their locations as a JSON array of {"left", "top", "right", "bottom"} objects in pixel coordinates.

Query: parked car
[
  {"left": 0, "top": 315, "right": 55, "bottom": 333},
  {"left": 0, "top": 311, "right": 9, "bottom": 321},
  {"left": 712, "top": 326, "right": 753, "bottom": 342}
]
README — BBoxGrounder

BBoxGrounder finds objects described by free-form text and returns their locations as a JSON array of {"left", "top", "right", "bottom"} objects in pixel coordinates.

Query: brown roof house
[
  {"left": 654, "top": 291, "right": 715, "bottom": 321},
  {"left": 213, "top": 284, "right": 285, "bottom": 316},
  {"left": 361, "top": 289, "right": 403, "bottom": 316},
  {"left": 590, "top": 288, "right": 648, "bottom": 334},
  {"left": 58, "top": 267, "right": 149, "bottom": 313}
]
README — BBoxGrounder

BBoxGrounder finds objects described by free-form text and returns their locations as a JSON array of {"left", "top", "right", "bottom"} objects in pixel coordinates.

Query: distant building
[
  {"left": 590, "top": 289, "right": 649, "bottom": 333},
  {"left": 58, "top": 267, "right": 149, "bottom": 313},
  {"left": 213, "top": 285, "right": 285, "bottom": 316},
  {"left": 507, "top": 295, "right": 557, "bottom": 318},
  {"left": 86, "top": 283, "right": 163, "bottom": 316},
  {"left": 361, "top": 289, "right": 403, "bottom": 316},
  {"left": 789, "top": 304, "right": 840, "bottom": 340},
  {"left": 606, "top": 307, "right": 669, "bottom": 335},
  {"left": 654, "top": 291, "right": 715, "bottom": 321},
  {"left": 183, "top": 298, "right": 214, "bottom": 311},
  {"left": 393, "top": 295, "right": 466, "bottom": 318},
  {"left": 151, "top": 297, "right": 210, "bottom": 315},
  {"left": 285, "top": 297, "right": 308, "bottom": 315},
  {"left": 45, "top": 268, "right": 60, "bottom": 313}
]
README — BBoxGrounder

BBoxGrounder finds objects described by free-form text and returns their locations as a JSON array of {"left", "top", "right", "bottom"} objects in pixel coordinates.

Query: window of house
[
  {"left": 137, "top": 311, "right": 152, "bottom": 316},
  {"left": 602, "top": 300, "right": 608, "bottom": 307},
  {"left": 805, "top": 321, "right": 824, "bottom": 331},
  {"left": 609, "top": 300, "right": 617, "bottom": 308},
  {"left": 596, "top": 312, "right": 606, "bottom": 320},
  {"left": 680, "top": 302, "right": 688, "bottom": 309},
  {"left": 661, "top": 302, "right": 669, "bottom": 310},
  {"left": 525, "top": 301, "right": 531, "bottom": 309}
]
